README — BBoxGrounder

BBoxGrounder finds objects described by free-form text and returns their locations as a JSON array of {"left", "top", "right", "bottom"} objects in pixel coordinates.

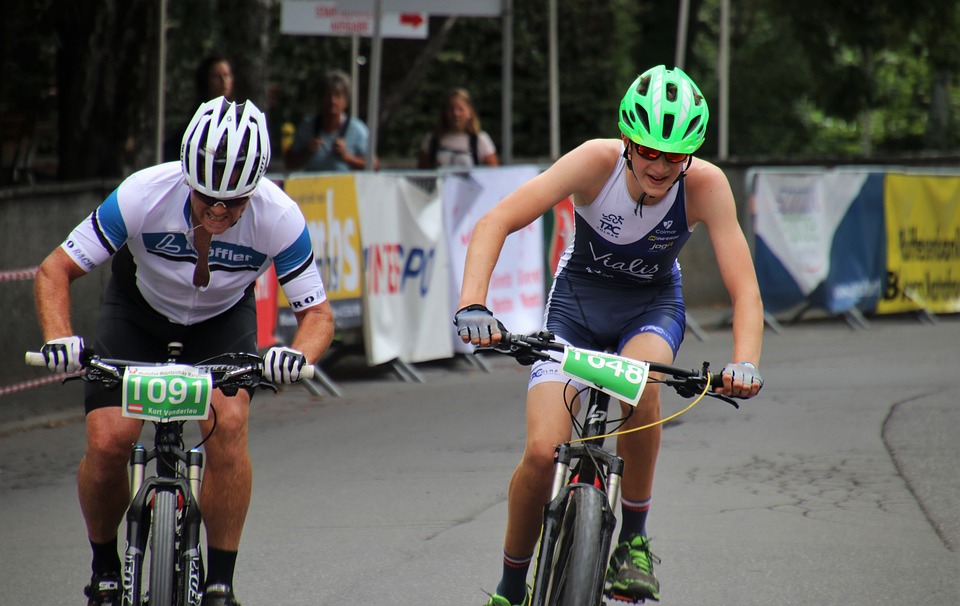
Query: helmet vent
[
  {"left": 665, "top": 83, "right": 678, "bottom": 102},
  {"left": 683, "top": 116, "right": 702, "bottom": 139},
  {"left": 662, "top": 114, "right": 675, "bottom": 139},
  {"left": 633, "top": 104, "right": 651, "bottom": 133}
]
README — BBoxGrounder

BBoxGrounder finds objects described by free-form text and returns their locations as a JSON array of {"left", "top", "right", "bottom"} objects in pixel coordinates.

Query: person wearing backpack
[
  {"left": 417, "top": 88, "right": 499, "bottom": 169},
  {"left": 285, "top": 70, "right": 372, "bottom": 172}
]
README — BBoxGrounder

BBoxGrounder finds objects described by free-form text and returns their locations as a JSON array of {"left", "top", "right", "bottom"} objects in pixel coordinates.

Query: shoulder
[
  {"left": 682, "top": 157, "right": 735, "bottom": 224},
  {"left": 347, "top": 117, "right": 369, "bottom": 137},
  {"left": 118, "top": 163, "right": 185, "bottom": 203},
  {"left": 682, "top": 157, "right": 732, "bottom": 198},
  {"left": 549, "top": 138, "right": 621, "bottom": 182},
  {"left": 252, "top": 178, "right": 300, "bottom": 214},
  {"left": 477, "top": 131, "right": 496, "bottom": 152}
]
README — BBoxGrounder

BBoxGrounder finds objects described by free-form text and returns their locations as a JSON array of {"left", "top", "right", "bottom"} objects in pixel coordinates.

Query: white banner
[
  {"left": 753, "top": 170, "right": 868, "bottom": 294},
  {"left": 443, "top": 166, "right": 545, "bottom": 354},
  {"left": 356, "top": 174, "right": 452, "bottom": 364}
]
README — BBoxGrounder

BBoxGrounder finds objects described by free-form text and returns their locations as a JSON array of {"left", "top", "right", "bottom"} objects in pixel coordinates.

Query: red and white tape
[
  {"left": 0, "top": 266, "right": 40, "bottom": 282},
  {"left": 0, "top": 373, "right": 78, "bottom": 397}
]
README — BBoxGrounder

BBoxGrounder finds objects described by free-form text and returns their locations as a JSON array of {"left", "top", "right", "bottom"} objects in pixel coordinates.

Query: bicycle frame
[
  {"left": 530, "top": 387, "right": 623, "bottom": 606},
  {"left": 122, "top": 419, "right": 204, "bottom": 606}
]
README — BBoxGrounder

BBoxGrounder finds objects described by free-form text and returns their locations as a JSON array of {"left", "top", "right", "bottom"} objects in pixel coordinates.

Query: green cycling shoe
[{"left": 483, "top": 586, "right": 531, "bottom": 606}]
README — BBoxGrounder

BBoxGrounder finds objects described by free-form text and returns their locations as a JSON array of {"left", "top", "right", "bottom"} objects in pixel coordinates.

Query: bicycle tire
[
  {"left": 148, "top": 490, "right": 178, "bottom": 606},
  {"left": 542, "top": 487, "right": 610, "bottom": 606}
]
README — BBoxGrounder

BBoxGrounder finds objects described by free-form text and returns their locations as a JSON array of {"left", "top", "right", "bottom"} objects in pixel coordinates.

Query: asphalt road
[{"left": 1, "top": 311, "right": 958, "bottom": 605}]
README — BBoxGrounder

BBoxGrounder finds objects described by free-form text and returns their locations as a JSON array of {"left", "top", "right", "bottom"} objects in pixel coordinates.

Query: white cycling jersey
[{"left": 62, "top": 162, "right": 326, "bottom": 325}]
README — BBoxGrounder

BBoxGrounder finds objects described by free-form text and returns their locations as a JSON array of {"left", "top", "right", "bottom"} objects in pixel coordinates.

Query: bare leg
[
  {"left": 198, "top": 390, "right": 252, "bottom": 551},
  {"left": 502, "top": 381, "right": 581, "bottom": 559},
  {"left": 78, "top": 408, "right": 144, "bottom": 543},
  {"left": 616, "top": 333, "right": 674, "bottom": 506}
]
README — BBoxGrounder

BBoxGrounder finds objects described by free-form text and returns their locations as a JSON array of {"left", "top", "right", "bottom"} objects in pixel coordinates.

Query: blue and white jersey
[
  {"left": 62, "top": 162, "right": 326, "bottom": 325},
  {"left": 555, "top": 147, "right": 693, "bottom": 290}
]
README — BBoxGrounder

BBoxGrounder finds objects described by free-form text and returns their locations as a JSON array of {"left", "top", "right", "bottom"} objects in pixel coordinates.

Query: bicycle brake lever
[
  {"left": 257, "top": 382, "right": 279, "bottom": 393},
  {"left": 707, "top": 392, "right": 740, "bottom": 409}
]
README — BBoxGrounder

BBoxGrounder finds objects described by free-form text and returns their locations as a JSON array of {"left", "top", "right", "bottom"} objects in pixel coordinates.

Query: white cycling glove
[
  {"left": 453, "top": 304, "right": 504, "bottom": 342},
  {"left": 41, "top": 336, "right": 85, "bottom": 373},
  {"left": 722, "top": 361, "right": 764, "bottom": 392},
  {"left": 262, "top": 346, "right": 307, "bottom": 384}
]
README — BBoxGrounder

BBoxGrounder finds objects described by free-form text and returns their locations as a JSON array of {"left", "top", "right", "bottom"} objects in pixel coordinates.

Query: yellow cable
[{"left": 569, "top": 373, "right": 713, "bottom": 444}]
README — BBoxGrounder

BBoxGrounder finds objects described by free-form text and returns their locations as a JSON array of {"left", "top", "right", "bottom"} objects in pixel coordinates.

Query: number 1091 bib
[{"left": 121, "top": 365, "right": 213, "bottom": 421}]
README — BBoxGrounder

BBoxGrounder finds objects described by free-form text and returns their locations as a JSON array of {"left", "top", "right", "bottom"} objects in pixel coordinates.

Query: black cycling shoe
[
  {"left": 201, "top": 583, "right": 242, "bottom": 606},
  {"left": 84, "top": 572, "right": 121, "bottom": 606}
]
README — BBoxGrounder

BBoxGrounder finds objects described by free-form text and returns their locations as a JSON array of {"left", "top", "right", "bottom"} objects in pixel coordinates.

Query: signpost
[{"left": 280, "top": 1, "right": 427, "bottom": 39}]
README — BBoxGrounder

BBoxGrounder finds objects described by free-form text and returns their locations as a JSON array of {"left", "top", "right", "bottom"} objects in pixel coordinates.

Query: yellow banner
[
  {"left": 878, "top": 174, "right": 960, "bottom": 314},
  {"left": 281, "top": 175, "right": 364, "bottom": 305}
]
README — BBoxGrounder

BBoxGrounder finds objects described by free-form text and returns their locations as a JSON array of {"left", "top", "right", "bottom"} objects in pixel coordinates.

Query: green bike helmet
[{"left": 618, "top": 65, "right": 709, "bottom": 154}]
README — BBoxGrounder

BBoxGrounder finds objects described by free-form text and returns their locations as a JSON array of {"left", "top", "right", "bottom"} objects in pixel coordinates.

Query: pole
[
  {"left": 351, "top": 35, "right": 360, "bottom": 116},
  {"left": 718, "top": 0, "right": 730, "bottom": 160},
  {"left": 548, "top": 0, "right": 559, "bottom": 160},
  {"left": 675, "top": 0, "right": 689, "bottom": 70},
  {"left": 156, "top": 0, "right": 168, "bottom": 164},
  {"left": 365, "top": 0, "right": 383, "bottom": 171},
  {"left": 501, "top": 0, "right": 513, "bottom": 164}
]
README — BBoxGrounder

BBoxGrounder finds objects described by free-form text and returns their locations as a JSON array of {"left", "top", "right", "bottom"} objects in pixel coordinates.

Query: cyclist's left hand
[
  {"left": 263, "top": 346, "right": 307, "bottom": 384},
  {"left": 719, "top": 361, "right": 763, "bottom": 398}
]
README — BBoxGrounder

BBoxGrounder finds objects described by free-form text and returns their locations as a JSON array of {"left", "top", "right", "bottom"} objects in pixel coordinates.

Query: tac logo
[{"left": 598, "top": 213, "right": 624, "bottom": 238}]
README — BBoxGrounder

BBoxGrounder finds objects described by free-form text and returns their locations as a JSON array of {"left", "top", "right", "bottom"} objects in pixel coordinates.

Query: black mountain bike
[
  {"left": 26, "top": 342, "right": 313, "bottom": 606},
  {"left": 487, "top": 330, "right": 738, "bottom": 606}
]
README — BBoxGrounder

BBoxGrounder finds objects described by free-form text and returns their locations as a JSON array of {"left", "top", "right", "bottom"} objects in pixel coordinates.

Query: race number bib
[
  {"left": 559, "top": 347, "right": 650, "bottom": 406},
  {"left": 121, "top": 365, "right": 213, "bottom": 421}
]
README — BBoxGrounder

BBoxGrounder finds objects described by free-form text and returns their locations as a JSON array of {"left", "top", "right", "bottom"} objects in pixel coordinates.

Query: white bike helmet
[{"left": 181, "top": 96, "right": 271, "bottom": 199}]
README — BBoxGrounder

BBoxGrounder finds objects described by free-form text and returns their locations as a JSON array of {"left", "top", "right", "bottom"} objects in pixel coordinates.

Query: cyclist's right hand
[
  {"left": 453, "top": 304, "right": 504, "bottom": 346},
  {"left": 40, "top": 336, "right": 85, "bottom": 373}
]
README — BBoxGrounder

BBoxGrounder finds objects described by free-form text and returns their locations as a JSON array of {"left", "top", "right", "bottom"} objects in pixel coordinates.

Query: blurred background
[{"left": 2, "top": 0, "right": 958, "bottom": 184}]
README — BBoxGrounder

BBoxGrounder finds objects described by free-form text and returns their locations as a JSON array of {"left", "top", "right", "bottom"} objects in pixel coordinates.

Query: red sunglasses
[
  {"left": 192, "top": 190, "right": 250, "bottom": 209},
  {"left": 632, "top": 142, "right": 689, "bottom": 164}
]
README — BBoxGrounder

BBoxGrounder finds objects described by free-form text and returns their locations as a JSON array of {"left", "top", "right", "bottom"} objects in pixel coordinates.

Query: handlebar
[
  {"left": 25, "top": 348, "right": 316, "bottom": 388},
  {"left": 489, "top": 330, "right": 738, "bottom": 408}
]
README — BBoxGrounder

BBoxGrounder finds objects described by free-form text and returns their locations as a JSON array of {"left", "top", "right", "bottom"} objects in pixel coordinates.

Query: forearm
[
  {"left": 729, "top": 289, "right": 764, "bottom": 365},
  {"left": 34, "top": 249, "right": 82, "bottom": 340},
  {"left": 288, "top": 302, "right": 335, "bottom": 363},
  {"left": 458, "top": 217, "right": 509, "bottom": 308}
]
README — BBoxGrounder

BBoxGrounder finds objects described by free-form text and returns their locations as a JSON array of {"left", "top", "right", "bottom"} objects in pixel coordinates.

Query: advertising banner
[
  {"left": 752, "top": 169, "right": 885, "bottom": 314},
  {"left": 254, "top": 265, "right": 278, "bottom": 348},
  {"left": 283, "top": 174, "right": 365, "bottom": 331},
  {"left": 877, "top": 173, "right": 960, "bottom": 314},
  {"left": 442, "top": 166, "right": 545, "bottom": 354},
  {"left": 355, "top": 174, "right": 452, "bottom": 364}
]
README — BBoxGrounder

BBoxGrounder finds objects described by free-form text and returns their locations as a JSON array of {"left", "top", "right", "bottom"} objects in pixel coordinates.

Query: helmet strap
[{"left": 622, "top": 144, "right": 646, "bottom": 216}]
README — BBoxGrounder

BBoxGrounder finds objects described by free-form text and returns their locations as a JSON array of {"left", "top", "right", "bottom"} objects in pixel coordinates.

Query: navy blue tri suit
[{"left": 530, "top": 147, "right": 692, "bottom": 390}]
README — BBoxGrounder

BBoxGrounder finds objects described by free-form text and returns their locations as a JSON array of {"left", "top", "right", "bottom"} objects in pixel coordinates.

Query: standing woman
[
  {"left": 418, "top": 87, "right": 499, "bottom": 169},
  {"left": 455, "top": 65, "right": 764, "bottom": 606}
]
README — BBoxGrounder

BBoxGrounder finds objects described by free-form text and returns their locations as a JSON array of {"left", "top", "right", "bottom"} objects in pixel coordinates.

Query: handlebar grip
[
  {"left": 301, "top": 363, "right": 316, "bottom": 381},
  {"left": 25, "top": 351, "right": 45, "bottom": 366}
]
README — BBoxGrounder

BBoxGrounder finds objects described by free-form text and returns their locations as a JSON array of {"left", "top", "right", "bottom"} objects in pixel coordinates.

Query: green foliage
[{"left": 2, "top": 0, "right": 959, "bottom": 182}]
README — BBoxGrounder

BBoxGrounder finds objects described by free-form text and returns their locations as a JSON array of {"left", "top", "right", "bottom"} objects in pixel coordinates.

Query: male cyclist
[
  {"left": 34, "top": 97, "right": 334, "bottom": 606},
  {"left": 455, "top": 65, "right": 765, "bottom": 605}
]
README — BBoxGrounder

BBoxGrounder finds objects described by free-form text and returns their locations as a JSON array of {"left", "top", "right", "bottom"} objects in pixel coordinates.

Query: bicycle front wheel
[
  {"left": 542, "top": 486, "right": 611, "bottom": 606},
  {"left": 148, "top": 490, "right": 178, "bottom": 606}
]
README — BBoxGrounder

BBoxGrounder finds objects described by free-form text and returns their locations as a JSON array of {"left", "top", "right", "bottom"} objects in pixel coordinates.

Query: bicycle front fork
[{"left": 549, "top": 443, "right": 624, "bottom": 510}]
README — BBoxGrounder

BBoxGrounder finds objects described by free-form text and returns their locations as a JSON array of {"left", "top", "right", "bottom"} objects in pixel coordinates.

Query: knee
[
  {"left": 203, "top": 408, "right": 249, "bottom": 462},
  {"left": 520, "top": 439, "right": 559, "bottom": 476},
  {"left": 86, "top": 432, "right": 134, "bottom": 469}
]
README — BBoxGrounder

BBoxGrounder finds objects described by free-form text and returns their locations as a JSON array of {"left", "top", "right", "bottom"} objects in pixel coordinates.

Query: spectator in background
[
  {"left": 163, "top": 55, "right": 236, "bottom": 161},
  {"left": 417, "top": 87, "right": 499, "bottom": 169},
  {"left": 284, "top": 70, "right": 372, "bottom": 172}
]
